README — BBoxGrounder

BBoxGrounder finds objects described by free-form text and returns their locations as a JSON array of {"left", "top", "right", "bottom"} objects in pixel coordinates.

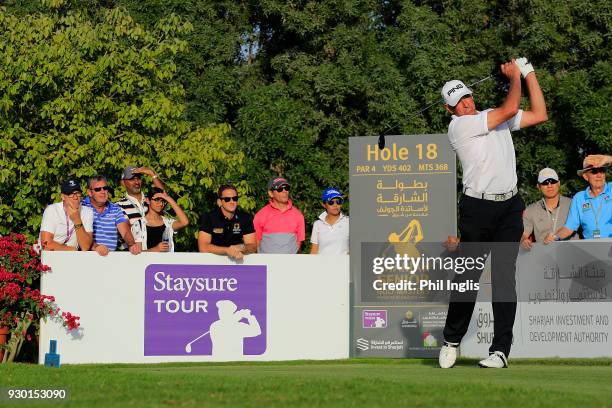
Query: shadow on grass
[{"left": 416, "top": 358, "right": 480, "bottom": 367}]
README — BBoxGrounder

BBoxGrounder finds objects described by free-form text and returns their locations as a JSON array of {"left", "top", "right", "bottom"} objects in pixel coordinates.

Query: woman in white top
[
  {"left": 136, "top": 188, "right": 189, "bottom": 252},
  {"left": 310, "top": 188, "right": 349, "bottom": 255}
]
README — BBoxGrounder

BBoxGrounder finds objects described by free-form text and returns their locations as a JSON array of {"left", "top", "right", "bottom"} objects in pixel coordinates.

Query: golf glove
[{"left": 516, "top": 57, "right": 534, "bottom": 78}]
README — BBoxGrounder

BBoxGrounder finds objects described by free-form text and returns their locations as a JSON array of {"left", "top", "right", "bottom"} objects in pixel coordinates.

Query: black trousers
[{"left": 443, "top": 194, "right": 524, "bottom": 357}]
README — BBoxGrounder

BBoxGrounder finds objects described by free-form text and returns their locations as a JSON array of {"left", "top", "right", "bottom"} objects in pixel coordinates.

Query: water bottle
[{"left": 162, "top": 228, "right": 171, "bottom": 251}]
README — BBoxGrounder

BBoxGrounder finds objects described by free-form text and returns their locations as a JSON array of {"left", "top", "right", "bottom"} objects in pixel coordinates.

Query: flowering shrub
[{"left": 0, "top": 233, "right": 80, "bottom": 363}]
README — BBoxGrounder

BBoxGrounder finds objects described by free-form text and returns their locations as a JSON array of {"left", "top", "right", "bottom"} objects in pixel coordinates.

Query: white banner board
[
  {"left": 39, "top": 252, "right": 349, "bottom": 364},
  {"left": 462, "top": 241, "right": 612, "bottom": 358}
]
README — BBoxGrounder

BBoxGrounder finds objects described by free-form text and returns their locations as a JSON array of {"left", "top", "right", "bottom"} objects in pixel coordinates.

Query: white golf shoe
[
  {"left": 438, "top": 341, "right": 459, "bottom": 368},
  {"left": 478, "top": 351, "right": 508, "bottom": 368}
]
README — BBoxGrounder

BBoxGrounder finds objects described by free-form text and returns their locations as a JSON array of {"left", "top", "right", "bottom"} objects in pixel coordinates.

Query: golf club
[
  {"left": 377, "top": 74, "right": 494, "bottom": 150},
  {"left": 185, "top": 330, "right": 210, "bottom": 353}
]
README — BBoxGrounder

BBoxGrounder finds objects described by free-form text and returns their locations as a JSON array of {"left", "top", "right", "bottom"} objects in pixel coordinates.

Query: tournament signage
[
  {"left": 144, "top": 264, "right": 267, "bottom": 357},
  {"left": 462, "top": 241, "right": 612, "bottom": 357},
  {"left": 349, "top": 135, "right": 457, "bottom": 357}
]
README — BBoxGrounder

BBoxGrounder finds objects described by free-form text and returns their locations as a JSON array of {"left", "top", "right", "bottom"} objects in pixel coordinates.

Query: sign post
[{"left": 349, "top": 135, "right": 457, "bottom": 357}]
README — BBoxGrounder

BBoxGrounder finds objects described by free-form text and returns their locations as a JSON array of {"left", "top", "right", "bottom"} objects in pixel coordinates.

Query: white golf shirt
[
  {"left": 310, "top": 212, "right": 349, "bottom": 255},
  {"left": 448, "top": 109, "right": 523, "bottom": 194},
  {"left": 39, "top": 203, "right": 94, "bottom": 248}
]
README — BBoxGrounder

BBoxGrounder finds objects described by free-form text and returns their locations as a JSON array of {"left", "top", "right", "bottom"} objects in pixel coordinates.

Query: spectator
[
  {"left": 133, "top": 188, "right": 189, "bottom": 252},
  {"left": 82, "top": 175, "right": 141, "bottom": 256},
  {"left": 310, "top": 188, "right": 349, "bottom": 255},
  {"left": 198, "top": 184, "right": 256, "bottom": 260},
  {"left": 545, "top": 155, "right": 612, "bottom": 243},
  {"left": 254, "top": 177, "right": 305, "bottom": 254},
  {"left": 39, "top": 179, "right": 93, "bottom": 251},
  {"left": 520, "top": 168, "right": 576, "bottom": 250},
  {"left": 115, "top": 165, "right": 165, "bottom": 248}
]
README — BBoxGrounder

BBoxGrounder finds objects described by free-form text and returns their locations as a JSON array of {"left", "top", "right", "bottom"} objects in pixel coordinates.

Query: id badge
[{"left": 593, "top": 229, "right": 601, "bottom": 239}]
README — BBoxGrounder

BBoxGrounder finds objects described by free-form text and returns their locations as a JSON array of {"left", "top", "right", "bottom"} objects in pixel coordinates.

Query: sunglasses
[
  {"left": 588, "top": 167, "right": 606, "bottom": 175},
  {"left": 325, "top": 198, "right": 344, "bottom": 206},
  {"left": 91, "top": 186, "right": 109, "bottom": 192},
  {"left": 539, "top": 179, "right": 559, "bottom": 186},
  {"left": 272, "top": 185, "right": 290, "bottom": 192},
  {"left": 151, "top": 197, "right": 167, "bottom": 203},
  {"left": 220, "top": 196, "right": 239, "bottom": 202}
]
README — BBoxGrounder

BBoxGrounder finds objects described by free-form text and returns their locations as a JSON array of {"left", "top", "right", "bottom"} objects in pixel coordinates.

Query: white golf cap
[
  {"left": 537, "top": 168, "right": 559, "bottom": 184},
  {"left": 441, "top": 80, "right": 472, "bottom": 107}
]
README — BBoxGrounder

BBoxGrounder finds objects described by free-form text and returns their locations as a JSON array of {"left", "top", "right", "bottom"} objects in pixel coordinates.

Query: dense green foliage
[
  {"left": 1, "top": 359, "right": 612, "bottom": 406},
  {"left": 1, "top": 0, "right": 610, "bottom": 245},
  {"left": 0, "top": 1, "right": 251, "bottom": 249}
]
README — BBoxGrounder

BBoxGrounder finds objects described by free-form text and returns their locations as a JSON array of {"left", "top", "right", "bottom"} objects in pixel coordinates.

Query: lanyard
[
  {"left": 591, "top": 196, "right": 605, "bottom": 230},
  {"left": 63, "top": 209, "right": 75, "bottom": 245},
  {"left": 542, "top": 199, "right": 560, "bottom": 232}
]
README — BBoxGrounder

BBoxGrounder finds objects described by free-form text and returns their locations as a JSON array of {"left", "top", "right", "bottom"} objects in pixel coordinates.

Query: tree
[
  {"left": 3, "top": 0, "right": 609, "bottom": 246},
  {"left": 0, "top": 1, "right": 251, "bottom": 249}
]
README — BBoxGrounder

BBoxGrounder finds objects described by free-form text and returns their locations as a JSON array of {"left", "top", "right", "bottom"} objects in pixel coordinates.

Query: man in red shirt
[{"left": 254, "top": 177, "right": 305, "bottom": 254}]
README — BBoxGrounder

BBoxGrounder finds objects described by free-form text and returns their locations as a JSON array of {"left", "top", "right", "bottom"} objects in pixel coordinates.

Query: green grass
[{"left": 1, "top": 358, "right": 611, "bottom": 407}]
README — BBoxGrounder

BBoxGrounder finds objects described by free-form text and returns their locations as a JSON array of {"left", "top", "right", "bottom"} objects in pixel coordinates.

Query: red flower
[{"left": 0, "top": 233, "right": 79, "bottom": 351}]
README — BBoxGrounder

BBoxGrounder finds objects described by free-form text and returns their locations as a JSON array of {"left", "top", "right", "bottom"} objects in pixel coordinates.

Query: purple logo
[
  {"left": 362, "top": 310, "right": 387, "bottom": 328},
  {"left": 144, "top": 264, "right": 266, "bottom": 357}
]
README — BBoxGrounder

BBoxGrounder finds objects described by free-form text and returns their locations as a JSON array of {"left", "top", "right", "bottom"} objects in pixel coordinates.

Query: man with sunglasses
[
  {"left": 310, "top": 188, "right": 349, "bottom": 255},
  {"left": 82, "top": 175, "right": 141, "bottom": 256},
  {"left": 254, "top": 177, "right": 305, "bottom": 254},
  {"left": 198, "top": 184, "right": 256, "bottom": 260},
  {"left": 521, "top": 168, "right": 576, "bottom": 250},
  {"left": 545, "top": 155, "right": 612, "bottom": 243},
  {"left": 39, "top": 179, "right": 94, "bottom": 251},
  {"left": 116, "top": 165, "right": 165, "bottom": 249},
  {"left": 439, "top": 58, "right": 548, "bottom": 369}
]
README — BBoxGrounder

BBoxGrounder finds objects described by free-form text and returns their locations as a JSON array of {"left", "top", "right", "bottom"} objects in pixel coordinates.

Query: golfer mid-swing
[{"left": 439, "top": 58, "right": 548, "bottom": 368}]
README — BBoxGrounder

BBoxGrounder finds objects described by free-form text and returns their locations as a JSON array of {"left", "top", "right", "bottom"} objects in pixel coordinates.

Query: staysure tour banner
[
  {"left": 349, "top": 135, "right": 457, "bottom": 357},
  {"left": 144, "top": 264, "right": 267, "bottom": 357},
  {"left": 39, "top": 253, "right": 349, "bottom": 364}
]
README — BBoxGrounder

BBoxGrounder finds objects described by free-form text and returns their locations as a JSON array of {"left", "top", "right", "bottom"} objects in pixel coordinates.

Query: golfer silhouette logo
[
  {"left": 184, "top": 300, "right": 262, "bottom": 358},
  {"left": 374, "top": 316, "right": 386, "bottom": 328}
]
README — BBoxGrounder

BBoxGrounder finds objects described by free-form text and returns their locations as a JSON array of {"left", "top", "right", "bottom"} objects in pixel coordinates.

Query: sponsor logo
[
  {"left": 422, "top": 332, "right": 438, "bottom": 347},
  {"left": 356, "top": 338, "right": 369, "bottom": 351},
  {"left": 362, "top": 310, "right": 387, "bottom": 328},
  {"left": 356, "top": 338, "right": 404, "bottom": 352},
  {"left": 447, "top": 84, "right": 464, "bottom": 96}
]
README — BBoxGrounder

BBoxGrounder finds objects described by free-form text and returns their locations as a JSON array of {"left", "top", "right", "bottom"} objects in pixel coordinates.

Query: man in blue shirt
[
  {"left": 545, "top": 155, "right": 612, "bottom": 242},
  {"left": 82, "top": 175, "right": 141, "bottom": 256}
]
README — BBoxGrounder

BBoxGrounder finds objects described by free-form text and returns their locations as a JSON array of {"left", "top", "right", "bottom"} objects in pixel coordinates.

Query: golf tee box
[{"left": 44, "top": 340, "right": 60, "bottom": 368}]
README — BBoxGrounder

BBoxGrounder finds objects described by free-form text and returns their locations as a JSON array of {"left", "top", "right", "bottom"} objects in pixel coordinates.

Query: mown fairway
[{"left": 1, "top": 358, "right": 611, "bottom": 407}]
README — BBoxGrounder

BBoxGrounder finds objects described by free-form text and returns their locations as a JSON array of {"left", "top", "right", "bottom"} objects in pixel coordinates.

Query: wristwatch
[
  {"left": 553, "top": 234, "right": 561, "bottom": 241},
  {"left": 74, "top": 223, "right": 83, "bottom": 230}
]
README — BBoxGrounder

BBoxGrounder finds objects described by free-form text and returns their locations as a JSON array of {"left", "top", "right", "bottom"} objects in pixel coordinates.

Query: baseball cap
[
  {"left": 267, "top": 177, "right": 290, "bottom": 190},
  {"left": 60, "top": 179, "right": 81, "bottom": 195},
  {"left": 321, "top": 188, "right": 343, "bottom": 202},
  {"left": 441, "top": 80, "right": 472, "bottom": 107},
  {"left": 537, "top": 168, "right": 559, "bottom": 184},
  {"left": 121, "top": 166, "right": 140, "bottom": 180}
]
